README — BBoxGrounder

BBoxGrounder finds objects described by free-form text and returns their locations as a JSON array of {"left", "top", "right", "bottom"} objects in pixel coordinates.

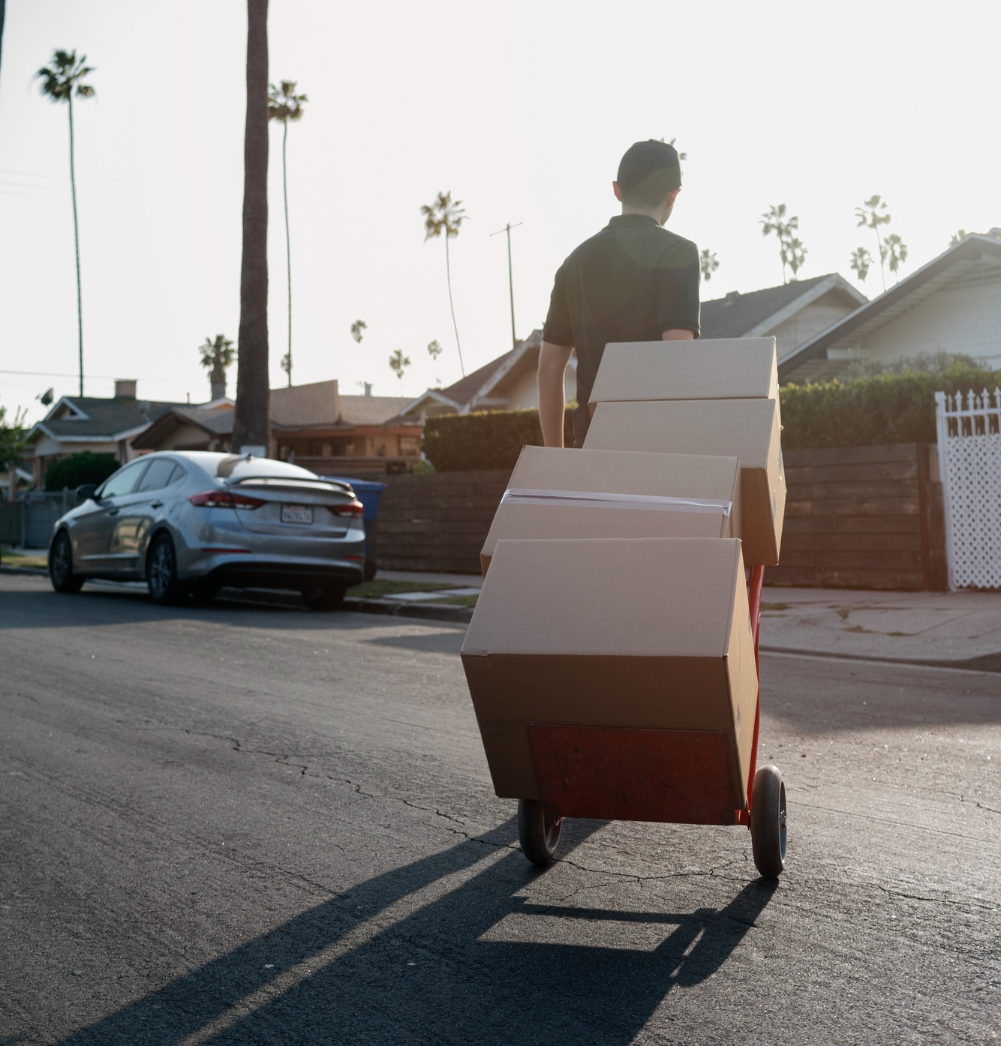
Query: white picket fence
[{"left": 935, "top": 388, "right": 1001, "bottom": 590}]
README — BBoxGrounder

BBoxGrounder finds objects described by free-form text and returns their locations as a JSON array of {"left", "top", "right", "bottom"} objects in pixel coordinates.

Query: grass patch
[
  {"left": 427, "top": 593, "right": 479, "bottom": 607},
  {"left": 1, "top": 551, "right": 47, "bottom": 569},
  {"left": 760, "top": 602, "right": 790, "bottom": 612}
]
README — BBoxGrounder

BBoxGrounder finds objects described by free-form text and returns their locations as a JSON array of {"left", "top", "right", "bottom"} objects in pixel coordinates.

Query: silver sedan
[{"left": 47, "top": 451, "right": 366, "bottom": 609}]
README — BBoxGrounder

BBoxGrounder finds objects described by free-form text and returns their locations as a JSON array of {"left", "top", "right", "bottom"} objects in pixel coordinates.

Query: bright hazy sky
[{"left": 2, "top": 0, "right": 998, "bottom": 424}]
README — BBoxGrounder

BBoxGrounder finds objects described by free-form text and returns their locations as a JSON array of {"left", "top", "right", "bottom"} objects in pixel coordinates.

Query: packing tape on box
[{"left": 500, "top": 488, "right": 731, "bottom": 516}]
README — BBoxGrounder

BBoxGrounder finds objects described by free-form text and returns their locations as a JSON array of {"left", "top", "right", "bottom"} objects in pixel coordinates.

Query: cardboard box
[
  {"left": 461, "top": 537, "right": 758, "bottom": 818},
  {"left": 589, "top": 337, "right": 778, "bottom": 415},
  {"left": 584, "top": 398, "right": 785, "bottom": 566},
  {"left": 480, "top": 445, "right": 741, "bottom": 574}
]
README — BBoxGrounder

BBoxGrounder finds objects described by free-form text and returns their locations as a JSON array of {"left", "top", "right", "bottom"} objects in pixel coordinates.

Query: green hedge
[
  {"left": 780, "top": 361, "right": 999, "bottom": 449},
  {"left": 422, "top": 408, "right": 574, "bottom": 471},
  {"left": 44, "top": 451, "right": 120, "bottom": 491},
  {"left": 421, "top": 362, "right": 1000, "bottom": 470}
]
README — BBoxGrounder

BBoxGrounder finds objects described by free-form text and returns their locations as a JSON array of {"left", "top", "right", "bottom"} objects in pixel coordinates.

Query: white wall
[
  {"left": 772, "top": 292, "right": 861, "bottom": 362},
  {"left": 862, "top": 275, "right": 1001, "bottom": 368}
]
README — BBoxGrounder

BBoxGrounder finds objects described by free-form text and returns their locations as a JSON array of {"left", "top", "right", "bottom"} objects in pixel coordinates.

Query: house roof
[
  {"left": 336, "top": 395, "right": 418, "bottom": 427},
  {"left": 777, "top": 233, "right": 1001, "bottom": 381},
  {"left": 700, "top": 273, "right": 865, "bottom": 340},
  {"left": 28, "top": 396, "right": 183, "bottom": 444},
  {"left": 130, "top": 404, "right": 236, "bottom": 449}
]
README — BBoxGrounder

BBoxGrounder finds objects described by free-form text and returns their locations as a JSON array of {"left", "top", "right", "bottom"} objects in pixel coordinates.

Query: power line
[{"left": 0, "top": 367, "right": 174, "bottom": 383}]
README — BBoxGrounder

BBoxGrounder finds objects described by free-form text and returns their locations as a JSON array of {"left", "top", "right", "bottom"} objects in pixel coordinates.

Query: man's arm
[{"left": 537, "top": 341, "right": 574, "bottom": 448}]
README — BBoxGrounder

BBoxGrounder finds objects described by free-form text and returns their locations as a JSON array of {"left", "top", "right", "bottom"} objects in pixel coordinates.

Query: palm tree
[
  {"left": 350, "top": 319, "right": 367, "bottom": 343},
  {"left": 850, "top": 246, "right": 873, "bottom": 285},
  {"left": 699, "top": 249, "right": 719, "bottom": 282},
  {"left": 267, "top": 79, "right": 307, "bottom": 386},
  {"left": 232, "top": 0, "right": 271, "bottom": 453},
  {"left": 760, "top": 204, "right": 798, "bottom": 284},
  {"left": 199, "top": 335, "right": 235, "bottom": 400},
  {"left": 421, "top": 191, "right": 467, "bottom": 376},
  {"left": 786, "top": 236, "right": 807, "bottom": 280},
  {"left": 426, "top": 339, "right": 442, "bottom": 361},
  {"left": 389, "top": 349, "right": 411, "bottom": 380},
  {"left": 855, "top": 195, "right": 892, "bottom": 292},
  {"left": 949, "top": 230, "right": 968, "bottom": 247},
  {"left": 35, "top": 50, "right": 95, "bottom": 397},
  {"left": 882, "top": 233, "right": 908, "bottom": 283}
]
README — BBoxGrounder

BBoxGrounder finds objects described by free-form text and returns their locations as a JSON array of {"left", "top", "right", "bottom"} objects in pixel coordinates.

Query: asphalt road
[{"left": 1, "top": 573, "right": 999, "bottom": 1046}]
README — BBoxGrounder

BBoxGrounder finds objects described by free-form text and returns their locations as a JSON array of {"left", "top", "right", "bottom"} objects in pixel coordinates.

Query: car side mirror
[{"left": 76, "top": 484, "right": 98, "bottom": 502}]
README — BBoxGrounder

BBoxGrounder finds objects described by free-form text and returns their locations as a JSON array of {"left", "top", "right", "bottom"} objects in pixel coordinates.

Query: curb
[
  {"left": 0, "top": 565, "right": 48, "bottom": 576},
  {"left": 760, "top": 644, "right": 1001, "bottom": 674}
]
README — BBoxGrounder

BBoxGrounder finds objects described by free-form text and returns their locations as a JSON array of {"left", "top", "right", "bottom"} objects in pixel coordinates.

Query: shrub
[
  {"left": 44, "top": 451, "right": 120, "bottom": 491},
  {"left": 781, "top": 360, "right": 1000, "bottom": 450},
  {"left": 422, "top": 408, "right": 574, "bottom": 472},
  {"left": 420, "top": 361, "right": 1001, "bottom": 469}
]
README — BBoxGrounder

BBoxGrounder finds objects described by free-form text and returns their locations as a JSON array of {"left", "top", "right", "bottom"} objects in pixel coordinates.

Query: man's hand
[
  {"left": 537, "top": 341, "right": 574, "bottom": 448},
  {"left": 662, "top": 329, "right": 696, "bottom": 341}
]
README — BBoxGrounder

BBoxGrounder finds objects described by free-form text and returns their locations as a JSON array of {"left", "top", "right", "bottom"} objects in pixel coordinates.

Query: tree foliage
[
  {"left": 855, "top": 195, "right": 893, "bottom": 291},
  {"left": 760, "top": 204, "right": 804, "bottom": 284},
  {"left": 699, "top": 249, "right": 719, "bottom": 282},
  {"left": 388, "top": 349, "right": 411, "bottom": 380},
  {"left": 351, "top": 319, "right": 367, "bottom": 344},
  {"left": 421, "top": 190, "right": 467, "bottom": 376},
  {"left": 44, "top": 450, "right": 119, "bottom": 491},
  {"left": 0, "top": 404, "right": 27, "bottom": 473}
]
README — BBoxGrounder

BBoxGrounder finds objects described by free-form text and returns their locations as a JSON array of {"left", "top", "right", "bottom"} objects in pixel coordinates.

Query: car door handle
[
  {"left": 150, "top": 501, "right": 163, "bottom": 509},
  {"left": 106, "top": 508, "right": 119, "bottom": 516}
]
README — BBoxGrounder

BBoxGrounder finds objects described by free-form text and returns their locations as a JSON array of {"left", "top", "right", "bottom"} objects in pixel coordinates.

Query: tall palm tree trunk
[
  {"left": 875, "top": 229, "right": 886, "bottom": 292},
  {"left": 445, "top": 236, "right": 465, "bottom": 377},
  {"left": 68, "top": 93, "right": 84, "bottom": 397},
  {"left": 233, "top": 0, "right": 270, "bottom": 452},
  {"left": 282, "top": 119, "right": 291, "bottom": 386}
]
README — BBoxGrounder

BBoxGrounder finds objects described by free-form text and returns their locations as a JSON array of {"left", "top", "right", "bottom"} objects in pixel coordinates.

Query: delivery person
[{"left": 538, "top": 139, "right": 701, "bottom": 448}]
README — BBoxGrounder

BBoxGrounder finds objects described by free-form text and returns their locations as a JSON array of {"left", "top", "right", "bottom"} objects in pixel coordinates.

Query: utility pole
[{"left": 490, "top": 221, "right": 522, "bottom": 347}]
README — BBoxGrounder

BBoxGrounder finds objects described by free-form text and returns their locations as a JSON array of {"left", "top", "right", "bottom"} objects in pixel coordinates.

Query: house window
[{"left": 399, "top": 436, "right": 420, "bottom": 455}]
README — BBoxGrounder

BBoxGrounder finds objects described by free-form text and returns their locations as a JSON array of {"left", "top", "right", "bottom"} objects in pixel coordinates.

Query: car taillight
[
  {"left": 331, "top": 500, "right": 364, "bottom": 518},
  {"left": 189, "top": 490, "right": 265, "bottom": 509}
]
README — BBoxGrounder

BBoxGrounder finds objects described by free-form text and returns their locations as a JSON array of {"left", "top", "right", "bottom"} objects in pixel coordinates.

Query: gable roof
[
  {"left": 777, "top": 233, "right": 1001, "bottom": 381},
  {"left": 701, "top": 273, "right": 866, "bottom": 340},
  {"left": 336, "top": 394, "right": 419, "bottom": 427},
  {"left": 130, "top": 404, "right": 236, "bottom": 449},
  {"left": 28, "top": 396, "right": 183, "bottom": 444}
]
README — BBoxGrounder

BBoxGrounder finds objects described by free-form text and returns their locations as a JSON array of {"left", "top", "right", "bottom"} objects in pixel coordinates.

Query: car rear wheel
[
  {"left": 147, "top": 533, "right": 185, "bottom": 605},
  {"left": 300, "top": 582, "right": 347, "bottom": 611},
  {"left": 49, "top": 531, "right": 84, "bottom": 594}
]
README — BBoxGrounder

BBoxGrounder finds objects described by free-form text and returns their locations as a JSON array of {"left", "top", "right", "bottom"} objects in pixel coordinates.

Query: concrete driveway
[{"left": 1, "top": 574, "right": 998, "bottom": 1044}]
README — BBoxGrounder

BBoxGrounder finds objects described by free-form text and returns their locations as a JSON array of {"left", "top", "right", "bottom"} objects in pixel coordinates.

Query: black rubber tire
[
  {"left": 146, "top": 533, "right": 185, "bottom": 605},
  {"left": 49, "top": 531, "right": 84, "bottom": 594},
  {"left": 517, "top": 799, "right": 563, "bottom": 867},
  {"left": 750, "top": 764, "right": 787, "bottom": 879},
  {"left": 301, "top": 582, "right": 347, "bottom": 611}
]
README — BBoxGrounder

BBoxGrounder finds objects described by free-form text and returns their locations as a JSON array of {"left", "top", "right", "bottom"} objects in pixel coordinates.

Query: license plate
[{"left": 281, "top": 504, "right": 313, "bottom": 525}]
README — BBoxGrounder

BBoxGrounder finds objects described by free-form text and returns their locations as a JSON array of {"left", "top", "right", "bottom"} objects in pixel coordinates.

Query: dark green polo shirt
[{"left": 542, "top": 214, "right": 700, "bottom": 445}]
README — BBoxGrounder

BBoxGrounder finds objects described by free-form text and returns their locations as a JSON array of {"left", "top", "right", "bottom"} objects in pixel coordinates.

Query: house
[
  {"left": 778, "top": 232, "right": 1001, "bottom": 384},
  {"left": 23, "top": 380, "right": 183, "bottom": 488},
  {"left": 701, "top": 273, "right": 866, "bottom": 360},
  {"left": 400, "top": 330, "right": 574, "bottom": 418},
  {"left": 131, "top": 380, "right": 422, "bottom": 478},
  {"left": 400, "top": 275, "right": 865, "bottom": 417}
]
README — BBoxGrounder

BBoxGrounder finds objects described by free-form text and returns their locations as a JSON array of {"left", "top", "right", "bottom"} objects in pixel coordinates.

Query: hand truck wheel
[
  {"left": 517, "top": 799, "right": 562, "bottom": 867},
  {"left": 750, "top": 764, "right": 787, "bottom": 879}
]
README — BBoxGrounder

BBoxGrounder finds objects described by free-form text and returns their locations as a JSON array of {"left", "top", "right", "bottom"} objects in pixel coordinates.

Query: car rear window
[
  {"left": 220, "top": 458, "right": 320, "bottom": 482},
  {"left": 137, "top": 458, "right": 179, "bottom": 492}
]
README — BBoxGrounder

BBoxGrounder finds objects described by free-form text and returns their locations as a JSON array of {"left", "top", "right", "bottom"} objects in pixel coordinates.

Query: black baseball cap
[{"left": 616, "top": 139, "right": 682, "bottom": 191}]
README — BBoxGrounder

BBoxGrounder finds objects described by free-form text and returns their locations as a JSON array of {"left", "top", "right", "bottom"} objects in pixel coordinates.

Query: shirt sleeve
[
  {"left": 655, "top": 239, "right": 701, "bottom": 337},
  {"left": 542, "top": 263, "right": 575, "bottom": 347}
]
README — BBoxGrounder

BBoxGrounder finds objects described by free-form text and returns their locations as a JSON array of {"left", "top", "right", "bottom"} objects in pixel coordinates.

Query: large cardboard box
[
  {"left": 584, "top": 398, "right": 785, "bottom": 566},
  {"left": 589, "top": 337, "right": 778, "bottom": 415},
  {"left": 462, "top": 537, "right": 758, "bottom": 818},
  {"left": 480, "top": 445, "right": 741, "bottom": 574}
]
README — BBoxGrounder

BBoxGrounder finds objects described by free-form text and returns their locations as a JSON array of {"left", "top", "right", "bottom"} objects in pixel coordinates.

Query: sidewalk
[{"left": 379, "top": 570, "right": 1001, "bottom": 668}]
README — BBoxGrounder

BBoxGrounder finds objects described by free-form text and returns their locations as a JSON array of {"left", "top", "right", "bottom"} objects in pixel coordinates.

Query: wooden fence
[
  {"left": 377, "top": 445, "right": 947, "bottom": 589},
  {"left": 378, "top": 469, "right": 511, "bottom": 574}
]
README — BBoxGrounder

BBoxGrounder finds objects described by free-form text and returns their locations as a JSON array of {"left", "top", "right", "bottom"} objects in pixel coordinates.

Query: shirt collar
[{"left": 608, "top": 214, "right": 660, "bottom": 228}]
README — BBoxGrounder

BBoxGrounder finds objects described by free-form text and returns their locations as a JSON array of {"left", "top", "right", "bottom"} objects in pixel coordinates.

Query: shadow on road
[{"left": 58, "top": 817, "right": 775, "bottom": 1045}]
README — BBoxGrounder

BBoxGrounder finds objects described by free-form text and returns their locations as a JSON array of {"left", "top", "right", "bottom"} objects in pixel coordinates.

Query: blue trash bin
[{"left": 330, "top": 477, "right": 387, "bottom": 581}]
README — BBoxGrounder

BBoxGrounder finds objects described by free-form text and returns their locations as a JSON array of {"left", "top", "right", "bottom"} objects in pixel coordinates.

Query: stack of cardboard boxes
[{"left": 461, "top": 338, "right": 786, "bottom": 824}]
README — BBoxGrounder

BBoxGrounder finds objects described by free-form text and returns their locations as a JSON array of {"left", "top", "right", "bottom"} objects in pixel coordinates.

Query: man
[{"left": 538, "top": 139, "right": 701, "bottom": 448}]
